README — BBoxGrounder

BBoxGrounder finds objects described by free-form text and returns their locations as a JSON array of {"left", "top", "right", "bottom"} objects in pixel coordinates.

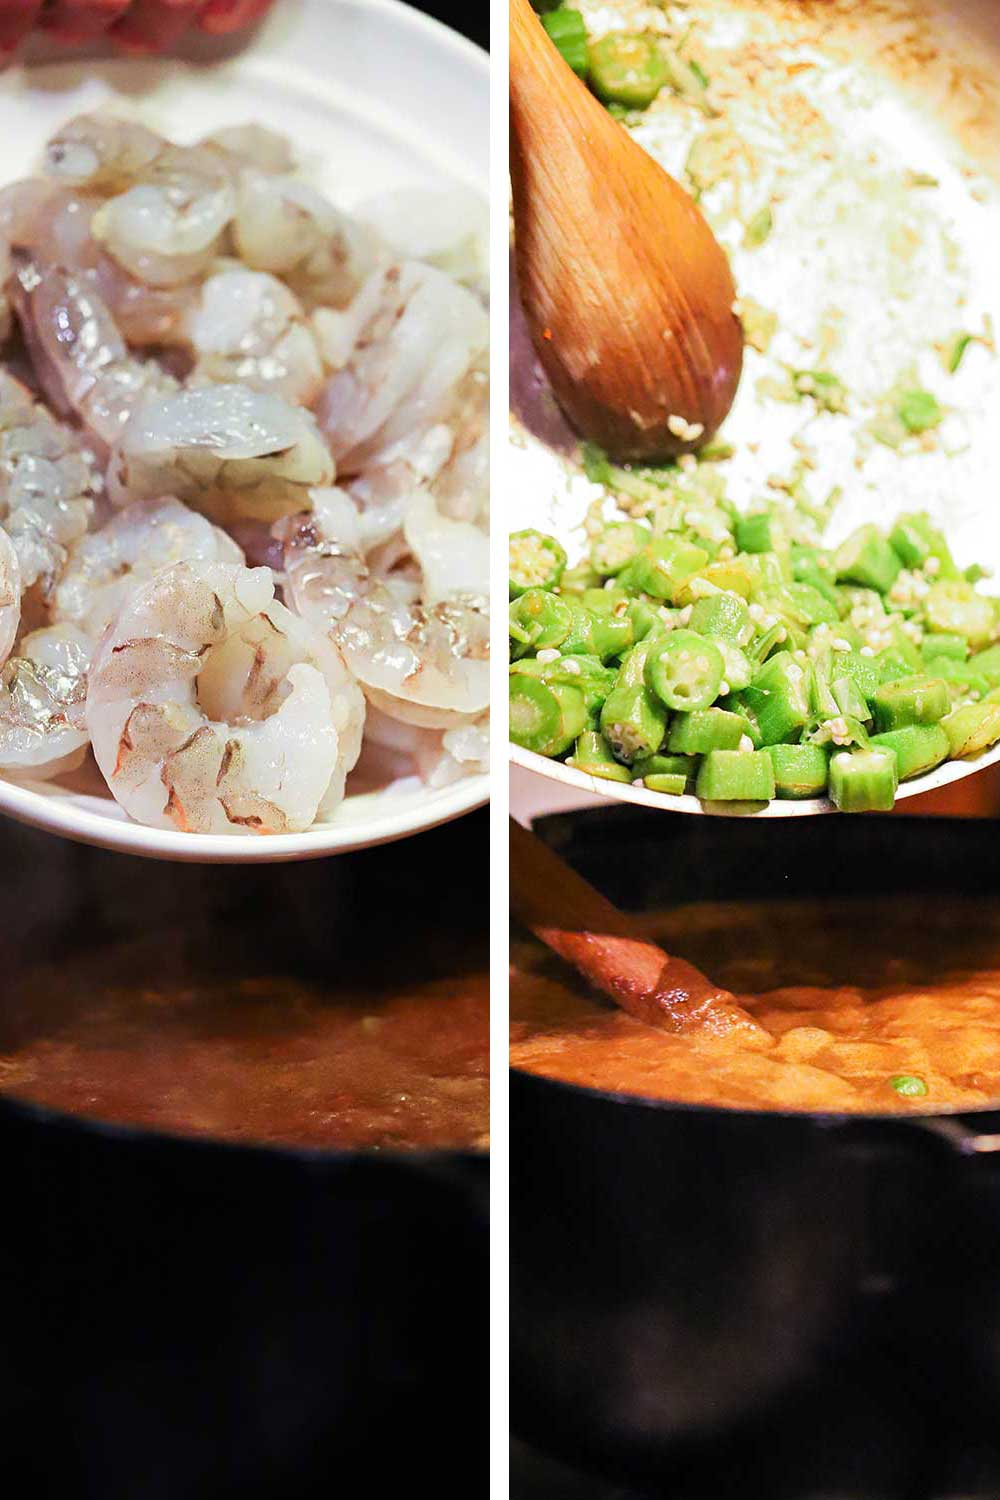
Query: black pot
[
  {"left": 0, "top": 811, "right": 487, "bottom": 1499},
  {"left": 511, "top": 808, "right": 1000, "bottom": 1496}
]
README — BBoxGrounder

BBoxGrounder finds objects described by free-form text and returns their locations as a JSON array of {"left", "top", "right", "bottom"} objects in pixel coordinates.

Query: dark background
[{"left": 418, "top": 0, "right": 488, "bottom": 51}]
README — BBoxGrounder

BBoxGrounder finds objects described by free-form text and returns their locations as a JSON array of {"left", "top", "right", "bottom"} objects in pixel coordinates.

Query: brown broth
[
  {"left": 510, "top": 896, "right": 1000, "bottom": 1114},
  {"left": 1, "top": 936, "right": 489, "bottom": 1150}
]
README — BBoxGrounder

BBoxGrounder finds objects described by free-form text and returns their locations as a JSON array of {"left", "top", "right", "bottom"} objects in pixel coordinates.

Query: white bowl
[{"left": 0, "top": 0, "right": 488, "bottom": 861}]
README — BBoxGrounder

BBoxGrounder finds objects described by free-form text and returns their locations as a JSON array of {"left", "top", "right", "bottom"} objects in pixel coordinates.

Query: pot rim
[
  {"left": 0, "top": 1086, "right": 488, "bottom": 1169},
  {"left": 509, "top": 1060, "right": 1000, "bottom": 1130}
]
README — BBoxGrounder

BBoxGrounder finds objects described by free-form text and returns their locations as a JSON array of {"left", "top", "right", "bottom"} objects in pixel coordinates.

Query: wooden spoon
[
  {"left": 509, "top": 818, "right": 764, "bottom": 1037},
  {"left": 509, "top": 0, "right": 744, "bottom": 462}
]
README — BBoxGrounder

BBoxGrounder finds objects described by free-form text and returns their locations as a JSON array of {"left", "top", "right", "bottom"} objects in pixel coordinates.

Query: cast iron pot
[
  {"left": 511, "top": 808, "right": 1000, "bottom": 1497},
  {"left": 0, "top": 812, "right": 487, "bottom": 1500}
]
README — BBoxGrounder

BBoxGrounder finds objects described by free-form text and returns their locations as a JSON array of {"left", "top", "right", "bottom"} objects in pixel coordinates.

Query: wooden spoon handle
[{"left": 509, "top": 818, "right": 763, "bottom": 1037}]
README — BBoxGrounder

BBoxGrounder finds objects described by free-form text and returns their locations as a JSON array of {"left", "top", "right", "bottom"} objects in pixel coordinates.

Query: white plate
[{"left": 0, "top": 0, "right": 488, "bottom": 861}]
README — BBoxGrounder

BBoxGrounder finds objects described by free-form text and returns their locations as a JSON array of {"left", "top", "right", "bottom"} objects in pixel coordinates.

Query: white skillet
[{"left": 508, "top": 0, "right": 1000, "bottom": 819}]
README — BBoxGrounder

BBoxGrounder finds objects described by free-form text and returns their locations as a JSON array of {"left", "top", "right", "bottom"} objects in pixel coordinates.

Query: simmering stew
[
  {"left": 511, "top": 896, "right": 1000, "bottom": 1113},
  {"left": 1, "top": 936, "right": 488, "bottom": 1150}
]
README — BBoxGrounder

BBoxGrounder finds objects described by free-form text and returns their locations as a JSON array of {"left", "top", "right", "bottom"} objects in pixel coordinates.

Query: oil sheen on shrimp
[
  {"left": 183, "top": 266, "right": 323, "bottom": 405},
  {"left": 0, "top": 526, "right": 19, "bottom": 667},
  {"left": 315, "top": 261, "right": 488, "bottom": 474},
  {"left": 0, "top": 370, "right": 96, "bottom": 595},
  {"left": 234, "top": 171, "right": 380, "bottom": 310},
  {"left": 51, "top": 495, "right": 243, "bottom": 641},
  {"left": 46, "top": 115, "right": 237, "bottom": 287},
  {"left": 85, "top": 560, "right": 366, "bottom": 834},
  {"left": 108, "top": 383, "right": 335, "bottom": 525},
  {"left": 11, "top": 258, "right": 175, "bottom": 448},
  {"left": 0, "top": 623, "right": 91, "bottom": 774}
]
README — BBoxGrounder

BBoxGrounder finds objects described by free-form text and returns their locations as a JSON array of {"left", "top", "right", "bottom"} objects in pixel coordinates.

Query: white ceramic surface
[
  {"left": 0, "top": 0, "right": 488, "bottom": 861},
  {"left": 508, "top": 0, "right": 1000, "bottom": 821}
]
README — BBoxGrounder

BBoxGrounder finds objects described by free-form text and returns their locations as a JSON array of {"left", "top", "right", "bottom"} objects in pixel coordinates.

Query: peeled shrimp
[
  {"left": 0, "top": 370, "right": 96, "bottom": 595},
  {"left": 0, "top": 623, "right": 91, "bottom": 774},
  {"left": 358, "top": 186, "right": 488, "bottom": 289},
  {"left": 403, "top": 485, "right": 488, "bottom": 606},
  {"left": 108, "top": 383, "right": 335, "bottom": 524},
  {"left": 336, "top": 587, "right": 489, "bottom": 723},
  {"left": 200, "top": 125, "right": 295, "bottom": 176},
  {"left": 86, "top": 560, "right": 365, "bottom": 834},
  {"left": 11, "top": 258, "right": 175, "bottom": 448},
  {"left": 315, "top": 261, "right": 488, "bottom": 474},
  {"left": 234, "top": 171, "right": 380, "bottom": 309},
  {"left": 46, "top": 115, "right": 236, "bottom": 287},
  {"left": 51, "top": 495, "right": 243, "bottom": 641},
  {"left": 183, "top": 266, "right": 323, "bottom": 405},
  {"left": 0, "top": 527, "right": 19, "bottom": 667}
]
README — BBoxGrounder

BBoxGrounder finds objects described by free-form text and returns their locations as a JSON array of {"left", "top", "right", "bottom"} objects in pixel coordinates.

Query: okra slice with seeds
[
  {"left": 828, "top": 747, "right": 898, "bottom": 812},
  {"left": 588, "top": 33, "right": 668, "bottom": 109},
  {"left": 509, "top": 529, "right": 567, "bottom": 599},
  {"left": 923, "top": 582, "right": 995, "bottom": 650},
  {"left": 696, "top": 749, "right": 776, "bottom": 803},
  {"left": 567, "top": 731, "right": 633, "bottom": 783},
  {"left": 510, "top": 676, "right": 587, "bottom": 757},
  {"left": 509, "top": 590, "right": 573, "bottom": 654},
  {"left": 688, "top": 591, "right": 753, "bottom": 646},
  {"left": 600, "top": 639, "right": 669, "bottom": 763},
  {"left": 511, "top": 655, "right": 618, "bottom": 721},
  {"left": 590, "top": 522, "right": 651, "bottom": 576},
  {"left": 645, "top": 631, "right": 725, "bottom": 712},
  {"left": 561, "top": 598, "right": 635, "bottom": 661},
  {"left": 623, "top": 536, "right": 710, "bottom": 602}
]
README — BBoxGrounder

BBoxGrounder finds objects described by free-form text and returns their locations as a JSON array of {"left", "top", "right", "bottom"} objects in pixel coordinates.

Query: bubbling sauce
[
  {"left": 511, "top": 897, "right": 1000, "bottom": 1114},
  {"left": 0, "top": 936, "right": 488, "bottom": 1150}
]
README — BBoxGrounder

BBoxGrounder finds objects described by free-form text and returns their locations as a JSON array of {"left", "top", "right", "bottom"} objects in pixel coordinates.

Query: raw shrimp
[
  {"left": 359, "top": 186, "right": 488, "bottom": 289},
  {"left": 108, "top": 383, "right": 335, "bottom": 524},
  {"left": 0, "top": 623, "right": 91, "bottom": 774},
  {"left": 85, "top": 560, "right": 366, "bottom": 834},
  {"left": 51, "top": 495, "right": 243, "bottom": 641},
  {"left": 0, "top": 178, "right": 195, "bottom": 347},
  {"left": 414, "top": 716, "right": 490, "bottom": 787},
  {"left": 0, "top": 370, "right": 96, "bottom": 595},
  {"left": 200, "top": 124, "right": 295, "bottom": 176},
  {"left": 315, "top": 261, "right": 488, "bottom": 474},
  {"left": 234, "top": 171, "right": 380, "bottom": 309},
  {"left": 403, "top": 485, "right": 488, "bottom": 606},
  {"left": 10, "top": 258, "right": 175, "bottom": 448},
  {"left": 277, "top": 481, "right": 489, "bottom": 724},
  {"left": 0, "top": 527, "right": 19, "bottom": 667},
  {"left": 46, "top": 115, "right": 236, "bottom": 287},
  {"left": 183, "top": 266, "right": 323, "bottom": 405},
  {"left": 276, "top": 486, "right": 370, "bottom": 627},
  {"left": 337, "top": 587, "right": 489, "bottom": 724}
]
